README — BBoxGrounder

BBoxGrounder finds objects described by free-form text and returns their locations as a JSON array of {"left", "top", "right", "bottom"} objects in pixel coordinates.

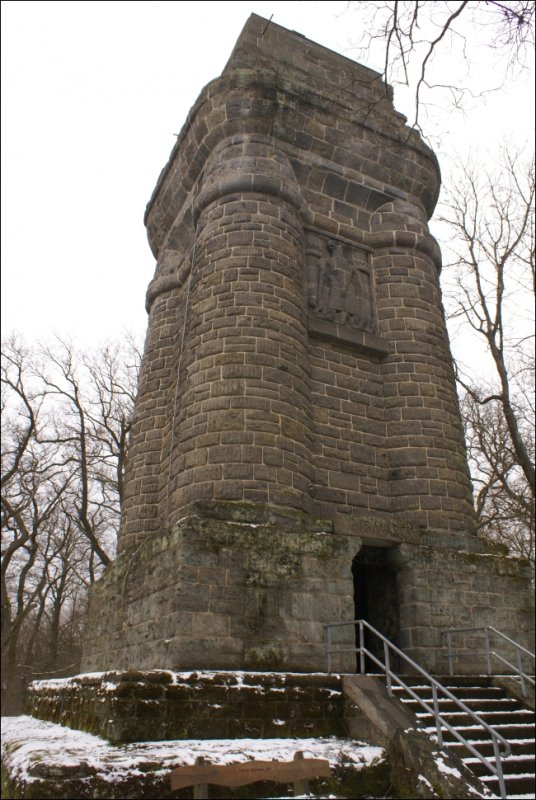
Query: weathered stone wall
[
  {"left": 81, "top": 15, "right": 534, "bottom": 674},
  {"left": 117, "top": 13, "right": 474, "bottom": 555},
  {"left": 120, "top": 282, "right": 185, "bottom": 548},
  {"left": 3, "top": 712, "right": 391, "bottom": 800},
  {"left": 83, "top": 501, "right": 359, "bottom": 673},
  {"left": 26, "top": 670, "right": 347, "bottom": 743},
  {"left": 172, "top": 138, "right": 313, "bottom": 514},
  {"left": 391, "top": 543, "right": 535, "bottom": 673}
]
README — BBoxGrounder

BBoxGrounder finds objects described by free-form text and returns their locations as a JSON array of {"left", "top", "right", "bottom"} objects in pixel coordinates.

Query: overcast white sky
[{"left": 2, "top": 1, "right": 534, "bottom": 355}]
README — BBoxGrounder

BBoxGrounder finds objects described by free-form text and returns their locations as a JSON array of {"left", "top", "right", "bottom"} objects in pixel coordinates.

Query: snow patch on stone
[
  {"left": 433, "top": 754, "right": 462, "bottom": 779},
  {"left": 418, "top": 773, "right": 438, "bottom": 795},
  {"left": 1, "top": 715, "right": 385, "bottom": 786}
]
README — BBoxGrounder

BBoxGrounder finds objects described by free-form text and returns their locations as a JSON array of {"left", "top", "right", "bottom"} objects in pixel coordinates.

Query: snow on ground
[
  {"left": 30, "top": 669, "right": 344, "bottom": 688},
  {"left": 1, "top": 715, "right": 385, "bottom": 787}
]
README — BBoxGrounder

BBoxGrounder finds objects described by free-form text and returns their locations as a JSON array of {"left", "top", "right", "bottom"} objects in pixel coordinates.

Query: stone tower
[{"left": 82, "top": 15, "right": 534, "bottom": 674}]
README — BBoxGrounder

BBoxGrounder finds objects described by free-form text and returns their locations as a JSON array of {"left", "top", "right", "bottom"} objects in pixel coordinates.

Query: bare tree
[
  {"left": 347, "top": 1, "right": 535, "bottom": 135},
  {"left": 1, "top": 338, "right": 71, "bottom": 712},
  {"left": 1, "top": 335, "right": 141, "bottom": 713},
  {"left": 38, "top": 337, "right": 140, "bottom": 573},
  {"left": 347, "top": 3, "right": 534, "bottom": 564},
  {"left": 461, "top": 388, "right": 534, "bottom": 569},
  {"left": 440, "top": 150, "right": 535, "bottom": 566}
]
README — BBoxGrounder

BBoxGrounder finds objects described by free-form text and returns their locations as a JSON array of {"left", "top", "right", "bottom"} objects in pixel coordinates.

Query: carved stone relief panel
[{"left": 305, "top": 231, "right": 376, "bottom": 333}]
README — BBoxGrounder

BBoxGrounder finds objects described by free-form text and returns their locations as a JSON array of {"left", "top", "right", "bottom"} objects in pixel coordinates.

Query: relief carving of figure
[
  {"left": 343, "top": 257, "right": 375, "bottom": 331},
  {"left": 306, "top": 235, "right": 376, "bottom": 333},
  {"left": 317, "top": 241, "right": 344, "bottom": 318}
]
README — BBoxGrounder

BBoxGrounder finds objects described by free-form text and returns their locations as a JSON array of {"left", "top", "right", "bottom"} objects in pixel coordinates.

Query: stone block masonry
[
  {"left": 27, "top": 670, "right": 347, "bottom": 743},
  {"left": 83, "top": 501, "right": 360, "bottom": 674},
  {"left": 81, "top": 14, "right": 534, "bottom": 674},
  {"left": 120, "top": 12, "right": 474, "bottom": 551}
]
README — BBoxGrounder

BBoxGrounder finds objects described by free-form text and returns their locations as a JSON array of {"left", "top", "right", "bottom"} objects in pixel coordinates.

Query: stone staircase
[{"left": 391, "top": 676, "right": 535, "bottom": 799}]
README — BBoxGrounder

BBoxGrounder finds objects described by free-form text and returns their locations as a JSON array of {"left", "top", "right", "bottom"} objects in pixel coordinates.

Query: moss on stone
[{"left": 243, "top": 643, "right": 286, "bottom": 670}]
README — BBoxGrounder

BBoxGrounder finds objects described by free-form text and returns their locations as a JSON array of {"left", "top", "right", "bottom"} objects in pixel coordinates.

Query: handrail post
[
  {"left": 446, "top": 631, "right": 453, "bottom": 676},
  {"left": 384, "top": 640, "right": 392, "bottom": 696},
  {"left": 516, "top": 648, "right": 527, "bottom": 697},
  {"left": 492, "top": 735, "right": 507, "bottom": 800},
  {"left": 359, "top": 621, "right": 365, "bottom": 675},
  {"left": 326, "top": 625, "right": 332, "bottom": 674},
  {"left": 484, "top": 627, "right": 491, "bottom": 675},
  {"left": 442, "top": 624, "right": 535, "bottom": 691},
  {"left": 431, "top": 683, "right": 443, "bottom": 747}
]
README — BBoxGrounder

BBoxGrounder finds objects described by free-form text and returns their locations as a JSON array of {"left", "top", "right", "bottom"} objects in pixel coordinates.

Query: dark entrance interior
[{"left": 352, "top": 545, "right": 399, "bottom": 673}]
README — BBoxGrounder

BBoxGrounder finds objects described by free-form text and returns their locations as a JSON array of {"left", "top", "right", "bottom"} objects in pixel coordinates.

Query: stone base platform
[
  {"left": 81, "top": 502, "right": 361, "bottom": 675},
  {"left": 6, "top": 670, "right": 489, "bottom": 799},
  {"left": 80, "top": 501, "right": 535, "bottom": 677},
  {"left": 26, "top": 669, "right": 348, "bottom": 744},
  {"left": 1, "top": 715, "right": 390, "bottom": 800}
]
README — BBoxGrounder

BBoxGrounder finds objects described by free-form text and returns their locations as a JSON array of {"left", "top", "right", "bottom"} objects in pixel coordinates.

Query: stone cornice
[{"left": 144, "top": 69, "right": 441, "bottom": 258}]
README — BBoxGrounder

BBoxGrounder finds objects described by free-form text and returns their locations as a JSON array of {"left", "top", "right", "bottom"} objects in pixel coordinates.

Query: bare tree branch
[
  {"left": 441, "top": 149, "right": 535, "bottom": 568},
  {"left": 346, "top": 1, "right": 534, "bottom": 136},
  {"left": 1, "top": 334, "right": 141, "bottom": 712}
]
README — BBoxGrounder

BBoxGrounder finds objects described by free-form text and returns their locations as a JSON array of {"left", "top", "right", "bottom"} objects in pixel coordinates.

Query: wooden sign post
[{"left": 170, "top": 750, "right": 331, "bottom": 798}]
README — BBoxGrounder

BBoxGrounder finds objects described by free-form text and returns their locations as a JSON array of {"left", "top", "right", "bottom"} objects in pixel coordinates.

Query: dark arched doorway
[{"left": 352, "top": 545, "right": 400, "bottom": 673}]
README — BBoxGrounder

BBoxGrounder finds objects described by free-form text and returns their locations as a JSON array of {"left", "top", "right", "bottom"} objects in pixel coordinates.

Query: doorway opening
[{"left": 352, "top": 545, "right": 399, "bottom": 673}]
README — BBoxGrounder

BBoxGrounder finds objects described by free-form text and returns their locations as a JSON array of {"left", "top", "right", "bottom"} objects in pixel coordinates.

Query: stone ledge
[
  {"left": 180, "top": 499, "right": 333, "bottom": 532},
  {"left": 308, "top": 315, "right": 392, "bottom": 357},
  {"left": 492, "top": 675, "right": 535, "bottom": 710}
]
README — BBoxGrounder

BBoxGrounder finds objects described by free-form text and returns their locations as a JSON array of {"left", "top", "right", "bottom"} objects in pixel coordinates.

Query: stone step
[
  {"left": 398, "top": 695, "right": 521, "bottom": 713},
  {"left": 414, "top": 708, "right": 534, "bottom": 727},
  {"left": 423, "top": 722, "right": 535, "bottom": 743},
  {"left": 392, "top": 683, "right": 505, "bottom": 700},
  {"left": 465, "top": 754, "right": 536, "bottom": 777},
  {"left": 394, "top": 675, "right": 535, "bottom": 797},
  {"left": 0, "top": 716, "right": 393, "bottom": 800},
  {"left": 396, "top": 675, "right": 495, "bottom": 687},
  {"left": 26, "top": 669, "right": 348, "bottom": 743},
  {"left": 444, "top": 738, "right": 535, "bottom": 758},
  {"left": 479, "top": 772, "right": 536, "bottom": 798},
  {"left": 395, "top": 675, "right": 533, "bottom": 699}
]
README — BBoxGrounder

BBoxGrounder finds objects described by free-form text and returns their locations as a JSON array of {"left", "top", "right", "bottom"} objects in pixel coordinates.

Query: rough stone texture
[
  {"left": 81, "top": 14, "right": 534, "bottom": 674},
  {"left": 83, "top": 502, "right": 359, "bottom": 674},
  {"left": 342, "top": 675, "right": 417, "bottom": 748},
  {"left": 21, "top": 671, "right": 485, "bottom": 799},
  {"left": 120, "top": 12, "right": 472, "bottom": 547},
  {"left": 26, "top": 670, "right": 347, "bottom": 744},
  {"left": 81, "top": 496, "right": 533, "bottom": 675},
  {"left": 1, "top": 714, "right": 390, "bottom": 800},
  {"left": 390, "top": 728, "right": 487, "bottom": 800},
  {"left": 493, "top": 675, "right": 535, "bottom": 710},
  {"left": 391, "top": 543, "right": 535, "bottom": 674}
]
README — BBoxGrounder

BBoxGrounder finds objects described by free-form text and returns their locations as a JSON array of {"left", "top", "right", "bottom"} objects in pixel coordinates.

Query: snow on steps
[{"left": 391, "top": 675, "right": 535, "bottom": 799}]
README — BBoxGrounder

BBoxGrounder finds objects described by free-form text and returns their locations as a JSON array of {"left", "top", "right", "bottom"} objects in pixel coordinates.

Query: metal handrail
[
  {"left": 324, "top": 618, "right": 511, "bottom": 799},
  {"left": 442, "top": 625, "right": 535, "bottom": 697}
]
